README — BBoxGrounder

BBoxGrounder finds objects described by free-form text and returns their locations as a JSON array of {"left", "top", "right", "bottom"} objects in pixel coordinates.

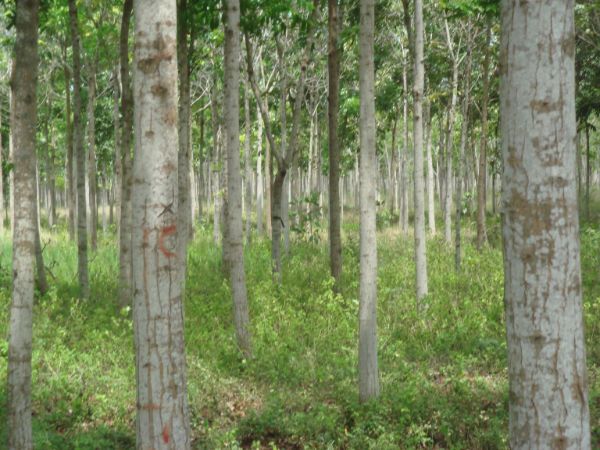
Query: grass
[{"left": 0, "top": 211, "right": 599, "bottom": 449}]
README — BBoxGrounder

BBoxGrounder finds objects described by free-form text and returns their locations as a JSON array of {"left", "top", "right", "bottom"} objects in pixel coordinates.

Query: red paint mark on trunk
[
  {"left": 162, "top": 424, "right": 170, "bottom": 443},
  {"left": 158, "top": 224, "right": 177, "bottom": 258}
]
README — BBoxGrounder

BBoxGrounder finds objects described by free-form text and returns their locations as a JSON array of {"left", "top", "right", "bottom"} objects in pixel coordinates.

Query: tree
[
  {"left": 7, "top": 0, "right": 39, "bottom": 447},
  {"left": 118, "top": 0, "right": 133, "bottom": 307},
  {"left": 500, "top": 1, "right": 591, "bottom": 448},
  {"left": 177, "top": 0, "right": 192, "bottom": 267},
  {"left": 358, "top": 0, "right": 379, "bottom": 403},
  {"left": 68, "top": 0, "right": 89, "bottom": 298},
  {"left": 412, "top": 0, "right": 428, "bottom": 300},
  {"left": 224, "top": 0, "right": 252, "bottom": 357},
  {"left": 131, "top": 0, "right": 191, "bottom": 446},
  {"left": 328, "top": 0, "right": 342, "bottom": 288},
  {"left": 476, "top": 24, "right": 491, "bottom": 250},
  {"left": 244, "top": 0, "right": 319, "bottom": 280}
]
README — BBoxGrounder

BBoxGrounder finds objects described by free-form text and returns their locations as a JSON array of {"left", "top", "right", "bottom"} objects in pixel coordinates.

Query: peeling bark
[
  {"left": 132, "top": 0, "right": 191, "bottom": 446},
  {"left": 8, "top": 1, "right": 39, "bottom": 447},
  {"left": 501, "top": 1, "right": 590, "bottom": 448}
]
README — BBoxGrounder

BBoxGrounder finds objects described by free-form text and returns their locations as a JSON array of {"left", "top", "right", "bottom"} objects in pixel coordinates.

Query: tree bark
[
  {"left": 501, "top": 1, "right": 590, "bottom": 448},
  {"left": 8, "top": 0, "right": 39, "bottom": 446},
  {"left": 476, "top": 25, "right": 491, "bottom": 250},
  {"left": 455, "top": 32, "right": 472, "bottom": 272},
  {"left": 443, "top": 23, "right": 459, "bottom": 245},
  {"left": 68, "top": 0, "right": 89, "bottom": 299},
  {"left": 210, "top": 80, "right": 221, "bottom": 245},
  {"left": 412, "top": 0, "right": 428, "bottom": 300},
  {"left": 328, "top": 0, "right": 342, "bottom": 287},
  {"left": 34, "top": 162, "right": 47, "bottom": 295},
  {"left": 585, "top": 123, "right": 590, "bottom": 219},
  {"left": 243, "top": 77, "right": 252, "bottom": 244},
  {"left": 44, "top": 97, "right": 56, "bottom": 228},
  {"left": 224, "top": 0, "right": 252, "bottom": 357},
  {"left": 113, "top": 65, "right": 122, "bottom": 232},
  {"left": 400, "top": 55, "right": 409, "bottom": 234},
  {"left": 358, "top": 0, "right": 380, "bottom": 402},
  {"left": 86, "top": 60, "right": 98, "bottom": 251},
  {"left": 425, "top": 102, "right": 435, "bottom": 234},
  {"left": 118, "top": 0, "right": 134, "bottom": 307},
  {"left": 132, "top": 0, "right": 191, "bottom": 446},
  {"left": 62, "top": 42, "right": 75, "bottom": 240},
  {"left": 256, "top": 103, "right": 264, "bottom": 235},
  {"left": 177, "top": 0, "right": 192, "bottom": 270}
]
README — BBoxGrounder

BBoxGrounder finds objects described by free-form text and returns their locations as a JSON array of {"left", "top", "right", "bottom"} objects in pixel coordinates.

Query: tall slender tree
[
  {"left": 224, "top": 0, "right": 252, "bottom": 357},
  {"left": 118, "top": 0, "right": 134, "bottom": 307},
  {"left": 177, "top": 0, "right": 192, "bottom": 264},
  {"left": 476, "top": 24, "right": 491, "bottom": 250},
  {"left": 328, "top": 0, "right": 342, "bottom": 287},
  {"left": 245, "top": 0, "right": 319, "bottom": 279},
  {"left": 413, "top": 0, "right": 428, "bottom": 300},
  {"left": 132, "top": 0, "right": 191, "bottom": 447},
  {"left": 501, "top": 1, "right": 590, "bottom": 448},
  {"left": 68, "top": 0, "right": 89, "bottom": 298},
  {"left": 358, "top": 0, "right": 380, "bottom": 402},
  {"left": 7, "top": 0, "right": 39, "bottom": 447}
]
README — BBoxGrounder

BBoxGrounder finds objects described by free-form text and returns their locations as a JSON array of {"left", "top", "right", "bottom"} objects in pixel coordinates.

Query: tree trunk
[
  {"left": 68, "top": 0, "right": 89, "bottom": 299},
  {"left": 245, "top": 7, "right": 318, "bottom": 279},
  {"left": 177, "top": 0, "right": 192, "bottom": 270},
  {"left": 585, "top": 123, "right": 590, "bottom": 219},
  {"left": 113, "top": 65, "right": 122, "bottom": 232},
  {"left": 211, "top": 82, "right": 221, "bottom": 245},
  {"left": 444, "top": 59, "right": 458, "bottom": 245},
  {"left": 224, "top": 0, "right": 252, "bottom": 357},
  {"left": 8, "top": 0, "right": 39, "bottom": 446},
  {"left": 118, "top": 0, "right": 134, "bottom": 307},
  {"left": 44, "top": 98, "right": 56, "bottom": 228},
  {"left": 243, "top": 77, "right": 252, "bottom": 244},
  {"left": 358, "top": 0, "right": 380, "bottom": 403},
  {"left": 132, "top": 0, "right": 191, "bottom": 446},
  {"left": 476, "top": 25, "right": 491, "bottom": 250},
  {"left": 501, "top": 2, "right": 591, "bottom": 448},
  {"left": 425, "top": 102, "right": 435, "bottom": 234},
  {"left": 256, "top": 103, "right": 264, "bottom": 235},
  {"left": 400, "top": 57, "right": 409, "bottom": 234},
  {"left": 86, "top": 62, "right": 98, "bottom": 251},
  {"left": 62, "top": 43, "right": 75, "bottom": 240},
  {"left": 197, "top": 111, "right": 204, "bottom": 222},
  {"left": 412, "top": 0, "right": 428, "bottom": 300},
  {"left": 455, "top": 32, "right": 472, "bottom": 272},
  {"left": 34, "top": 163, "right": 47, "bottom": 295},
  {"left": 328, "top": 0, "right": 342, "bottom": 287}
]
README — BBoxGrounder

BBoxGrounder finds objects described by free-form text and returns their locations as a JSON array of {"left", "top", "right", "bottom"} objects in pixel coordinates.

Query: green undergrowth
[{"left": 0, "top": 215, "right": 599, "bottom": 449}]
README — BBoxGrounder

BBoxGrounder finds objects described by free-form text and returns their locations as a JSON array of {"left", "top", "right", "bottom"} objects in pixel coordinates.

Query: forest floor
[{"left": 1, "top": 210, "right": 600, "bottom": 449}]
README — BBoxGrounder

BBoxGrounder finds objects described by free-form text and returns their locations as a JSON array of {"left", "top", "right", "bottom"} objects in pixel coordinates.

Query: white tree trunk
[
  {"left": 132, "top": 0, "right": 191, "bottom": 447},
  {"left": 501, "top": 1, "right": 590, "bottom": 448},
  {"left": 224, "top": 0, "right": 252, "bottom": 358},
  {"left": 425, "top": 103, "right": 435, "bottom": 234},
  {"left": 443, "top": 60, "right": 458, "bottom": 245},
  {"left": 412, "top": 0, "right": 428, "bottom": 300},
  {"left": 358, "top": 0, "right": 379, "bottom": 403},
  {"left": 8, "top": 1, "right": 39, "bottom": 447},
  {"left": 256, "top": 105, "right": 264, "bottom": 235},
  {"left": 68, "top": 0, "right": 89, "bottom": 298}
]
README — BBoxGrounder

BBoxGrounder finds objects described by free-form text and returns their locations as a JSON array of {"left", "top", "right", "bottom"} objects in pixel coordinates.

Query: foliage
[{"left": 2, "top": 212, "right": 599, "bottom": 448}]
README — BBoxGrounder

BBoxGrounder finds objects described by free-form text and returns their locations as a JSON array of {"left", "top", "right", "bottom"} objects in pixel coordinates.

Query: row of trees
[{"left": 5, "top": 0, "right": 595, "bottom": 448}]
